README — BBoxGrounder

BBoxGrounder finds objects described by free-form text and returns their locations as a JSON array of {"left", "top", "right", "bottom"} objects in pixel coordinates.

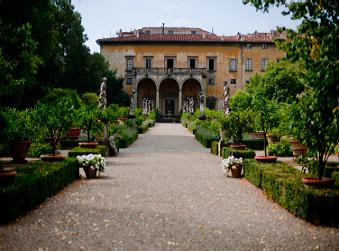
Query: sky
[{"left": 72, "top": 0, "right": 300, "bottom": 53}]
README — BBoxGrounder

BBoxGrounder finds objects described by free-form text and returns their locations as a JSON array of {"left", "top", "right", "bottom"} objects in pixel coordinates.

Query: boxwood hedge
[
  {"left": 0, "top": 158, "right": 79, "bottom": 224},
  {"left": 222, "top": 147, "right": 256, "bottom": 159},
  {"left": 244, "top": 160, "right": 339, "bottom": 226},
  {"left": 194, "top": 126, "right": 219, "bottom": 148}
]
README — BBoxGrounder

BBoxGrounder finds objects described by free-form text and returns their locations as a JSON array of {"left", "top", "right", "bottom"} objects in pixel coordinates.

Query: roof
[{"left": 97, "top": 28, "right": 285, "bottom": 45}]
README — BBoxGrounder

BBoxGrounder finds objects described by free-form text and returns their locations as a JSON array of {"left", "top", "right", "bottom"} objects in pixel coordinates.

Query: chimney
[{"left": 162, "top": 23, "right": 165, "bottom": 34}]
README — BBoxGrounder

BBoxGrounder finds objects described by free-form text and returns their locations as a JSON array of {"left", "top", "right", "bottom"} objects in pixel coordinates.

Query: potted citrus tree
[
  {"left": 2, "top": 108, "right": 35, "bottom": 163},
  {"left": 77, "top": 106, "right": 102, "bottom": 148},
  {"left": 33, "top": 89, "right": 78, "bottom": 162}
]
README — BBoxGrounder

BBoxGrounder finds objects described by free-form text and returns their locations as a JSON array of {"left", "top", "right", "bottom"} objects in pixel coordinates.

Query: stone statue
[
  {"left": 199, "top": 92, "right": 206, "bottom": 120},
  {"left": 98, "top": 77, "right": 107, "bottom": 110},
  {"left": 129, "top": 89, "right": 136, "bottom": 117},
  {"left": 223, "top": 81, "right": 230, "bottom": 115},
  {"left": 109, "top": 135, "right": 119, "bottom": 156}
]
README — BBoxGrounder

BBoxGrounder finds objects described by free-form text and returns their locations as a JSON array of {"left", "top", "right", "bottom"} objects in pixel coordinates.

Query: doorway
[{"left": 165, "top": 99, "right": 175, "bottom": 117}]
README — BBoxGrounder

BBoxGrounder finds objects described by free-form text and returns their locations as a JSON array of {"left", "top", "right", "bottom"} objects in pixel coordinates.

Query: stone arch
[
  {"left": 180, "top": 76, "right": 203, "bottom": 90},
  {"left": 159, "top": 78, "right": 180, "bottom": 117},
  {"left": 136, "top": 78, "right": 156, "bottom": 109},
  {"left": 181, "top": 78, "right": 201, "bottom": 112}
]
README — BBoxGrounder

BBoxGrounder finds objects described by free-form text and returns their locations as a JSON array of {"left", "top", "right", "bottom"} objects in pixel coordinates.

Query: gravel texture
[{"left": 0, "top": 123, "right": 338, "bottom": 250}]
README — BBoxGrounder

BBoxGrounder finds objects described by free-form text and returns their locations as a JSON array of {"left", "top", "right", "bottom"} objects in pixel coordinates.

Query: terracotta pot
[
  {"left": 79, "top": 142, "right": 98, "bottom": 148},
  {"left": 66, "top": 128, "right": 81, "bottom": 139},
  {"left": 40, "top": 154, "right": 65, "bottom": 162},
  {"left": 290, "top": 140, "right": 308, "bottom": 157},
  {"left": 230, "top": 144, "right": 247, "bottom": 150},
  {"left": 9, "top": 140, "right": 32, "bottom": 163},
  {"left": 249, "top": 132, "right": 265, "bottom": 140},
  {"left": 230, "top": 164, "right": 242, "bottom": 178},
  {"left": 255, "top": 156, "right": 278, "bottom": 163},
  {"left": 0, "top": 167, "right": 17, "bottom": 185},
  {"left": 83, "top": 166, "right": 98, "bottom": 179},
  {"left": 302, "top": 177, "right": 335, "bottom": 189}
]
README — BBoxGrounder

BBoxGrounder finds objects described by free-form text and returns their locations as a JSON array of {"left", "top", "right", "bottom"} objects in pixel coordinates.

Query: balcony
[{"left": 126, "top": 67, "right": 207, "bottom": 77}]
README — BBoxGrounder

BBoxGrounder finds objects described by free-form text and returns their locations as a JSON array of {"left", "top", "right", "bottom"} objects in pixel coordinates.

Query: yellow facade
[{"left": 98, "top": 28, "right": 284, "bottom": 116}]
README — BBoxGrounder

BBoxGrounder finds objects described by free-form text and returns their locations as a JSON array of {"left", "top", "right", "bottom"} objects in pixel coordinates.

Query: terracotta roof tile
[{"left": 97, "top": 32, "right": 283, "bottom": 45}]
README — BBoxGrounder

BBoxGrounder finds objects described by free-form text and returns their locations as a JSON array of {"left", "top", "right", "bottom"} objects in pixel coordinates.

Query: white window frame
[
  {"left": 245, "top": 58, "right": 253, "bottom": 71},
  {"left": 229, "top": 59, "right": 237, "bottom": 72}
]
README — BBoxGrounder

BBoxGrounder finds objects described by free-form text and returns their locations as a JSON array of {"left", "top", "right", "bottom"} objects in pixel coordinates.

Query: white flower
[
  {"left": 221, "top": 156, "right": 243, "bottom": 172},
  {"left": 77, "top": 154, "right": 106, "bottom": 172}
]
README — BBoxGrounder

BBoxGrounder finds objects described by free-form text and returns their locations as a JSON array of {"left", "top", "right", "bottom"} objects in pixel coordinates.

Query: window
[
  {"left": 229, "top": 59, "right": 237, "bottom": 71},
  {"left": 189, "top": 58, "right": 196, "bottom": 69},
  {"left": 231, "top": 79, "right": 236, "bottom": 85},
  {"left": 245, "top": 58, "right": 253, "bottom": 71},
  {"left": 168, "top": 30, "right": 174, "bottom": 34},
  {"left": 167, "top": 58, "right": 174, "bottom": 68},
  {"left": 145, "top": 30, "right": 150, "bottom": 35},
  {"left": 246, "top": 43, "right": 252, "bottom": 49},
  {"left": 208, "top": 78, "right": 215, "bottom": 85},
  {"left": 126, "top": 77, "right": 133, "bottom": 85},
  {"left": 191, "top": 30, "right": 197, "bottom": 35},
  {"left": 262, "top": 43, "right": 267, "bottom": 49},
  {"left": 207, "top": 57, "right": 216, "bottom": 71},
  {"left": 261, "top": 58, "right": 268, "bottom": 71},
  {"left": 145, "top": 57, "right": 152, "bottom": 69},
  {"left": 126, "top": 57, "right": 134, "bottom": 71}
]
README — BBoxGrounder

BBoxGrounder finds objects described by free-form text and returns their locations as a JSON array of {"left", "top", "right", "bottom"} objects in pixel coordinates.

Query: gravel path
[{"left": 0, "top": 123, "right": 338, "bottom": 250}]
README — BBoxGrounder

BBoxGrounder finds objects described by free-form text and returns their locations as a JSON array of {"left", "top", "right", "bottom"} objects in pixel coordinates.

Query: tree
[
  {"left": 247, "top": 75, "right": 280, "bottom": 156},
  {"left": 244, "top": 0, "right": 339, "bottom": 178},
  {"left": 260, "top": 61, "right": 304, "bottom": 103},
  {"left": 33, "top": 89, "right": 79, "bottom": 155},
  {"left": 106, "top": 70, "right": 130, "bottom": 106}
]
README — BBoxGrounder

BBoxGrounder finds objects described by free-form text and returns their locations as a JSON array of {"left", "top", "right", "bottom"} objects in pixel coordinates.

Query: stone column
[
  {"left": 178, "top": 88, "right": 182, "bottom": 113},
  {"left": 156, "top": 87, "right": 160, "bottom": 111}
]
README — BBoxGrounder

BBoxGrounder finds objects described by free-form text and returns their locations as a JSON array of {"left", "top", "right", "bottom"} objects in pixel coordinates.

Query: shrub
[
  {"left": 27, "top": 142, "right": 53, "bottom": 157},
  {"left": 268, "top": 139, "right": 293, "bottom": 157},
  {"left": 194, "top": 126, "right": 219, "bottom": 148},
  {"left": 68, "top": 145, "right": 107, "bottom": 157},
  {"left": 115, "top": 127, "right": 138, "bottom": 148},
  {"left": 0, "top": 158, "right": 79, "bottom": 223},
  {"left": 138, "top": 120, "right": 149, "bottom": 134},
  {"left": 222, "top": 147, "right": 256, "bottom": 159},
  {"left": 244, "top": 160, "right": 339, "bottom": 226}
]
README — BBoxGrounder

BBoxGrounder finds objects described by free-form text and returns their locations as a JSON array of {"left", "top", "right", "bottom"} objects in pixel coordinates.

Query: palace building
[{"left": 97, "top": 26, "right": 285, "bottom": 117}]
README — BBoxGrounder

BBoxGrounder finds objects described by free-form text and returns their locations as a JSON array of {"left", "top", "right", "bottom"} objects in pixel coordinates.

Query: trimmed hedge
[
  {"left": 211, "top": 141, "right": 219, "bottom": 155},
  {"left": 194, "top": 126, "right": 219, "bottom": 148},
  {"left": 222, "top": 147, "right": 256, "bottom": 159},
  {"left": 187, "top": 121, "right": 197, "bottom": 134},
  {"left": 244, "top": 160, "right": 339, "bottom": 226},
  {"left": 0, "top": 158, "right": 79, "bottom": 224},
  {"left": 115, "top": 127, "right": 138, "bottom": 148},
  {"left": 68, "top": 145, "right": 107, "bottom": 157},
  {"left": 242, "top": 139, "right": 264, "bottom": 150}
]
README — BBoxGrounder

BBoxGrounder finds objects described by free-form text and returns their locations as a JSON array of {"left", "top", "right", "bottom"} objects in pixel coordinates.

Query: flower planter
[
  {"left": 255, "top": 156, "right": 278, "bottom": 163},
  {"left": 40, "top": 154, "right": 65, "bottom": 162},
  {"left": 302, "top": 177, "right": 335, "bottom": 189},
  {"left": 78, "top": 142, "right": 98, "bottom": 148},
  {"left": 66, "top": 128, "right": 81, "bottom": 139},
  {"left": 9, "top": 140, "right": 32, "bottom": 163},
  {"left": 249, "top": 132, "right": 265, "bottom": 140},
  {"left": 290, "top": 140, "right": 308, "bottom": 157},
  {"left": 82, "top": 166, "right": 99, "bottom": 179},
  {"left": 230, "top": 164, "right": 242, "bottom": 178},
  {"left": 230, "top": 144, "right": 247, "bottom": 150}
]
